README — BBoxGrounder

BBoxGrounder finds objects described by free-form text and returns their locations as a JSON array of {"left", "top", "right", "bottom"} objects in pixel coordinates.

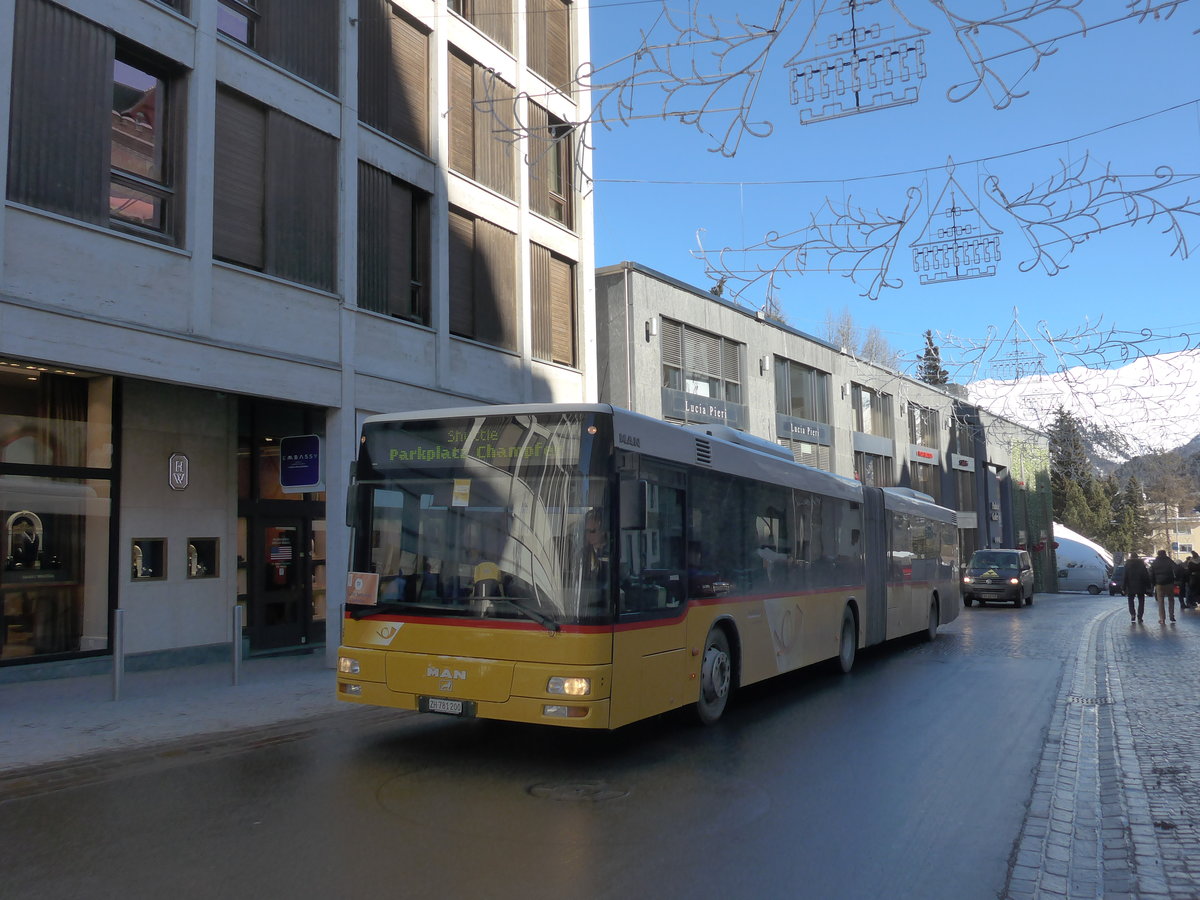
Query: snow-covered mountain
[{"left": 966, "top": 349, "right": 1200, "bottom": 462}]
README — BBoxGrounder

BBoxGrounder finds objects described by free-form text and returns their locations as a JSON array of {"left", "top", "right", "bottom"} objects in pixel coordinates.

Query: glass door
[{"left": 250, "top": 517, "right": 308, "bottom": 650}]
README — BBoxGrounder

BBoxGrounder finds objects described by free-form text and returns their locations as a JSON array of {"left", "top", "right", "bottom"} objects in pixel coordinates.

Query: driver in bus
[{"left": 583, "top": 509, "right": 608, "bottom": 582}]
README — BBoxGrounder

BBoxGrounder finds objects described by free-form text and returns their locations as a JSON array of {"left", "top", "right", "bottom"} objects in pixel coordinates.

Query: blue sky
[{"left": 584, "top": 0, "right": 1200, "bottom": 378}]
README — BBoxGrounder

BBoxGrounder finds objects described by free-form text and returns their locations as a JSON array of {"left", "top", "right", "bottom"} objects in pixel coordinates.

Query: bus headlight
[
  {"left": 338, "top": 657, "right": 361, "bottom": 675},
  {"left": 547, "top": 676, "right": 591, "bottom": 696}
]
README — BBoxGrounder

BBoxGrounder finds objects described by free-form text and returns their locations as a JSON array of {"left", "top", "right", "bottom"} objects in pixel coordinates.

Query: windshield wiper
[{"left": 492, "top": 598, "right": 560, "bottom": 632}]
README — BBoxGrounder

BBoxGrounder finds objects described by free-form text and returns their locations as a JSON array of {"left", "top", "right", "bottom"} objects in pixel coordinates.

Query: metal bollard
[
  {"left": 111, "top": 608, "right": 124, "bottom": 701},
  {"left": 231, "top": 604, "right": 241, "bottom": 686}
]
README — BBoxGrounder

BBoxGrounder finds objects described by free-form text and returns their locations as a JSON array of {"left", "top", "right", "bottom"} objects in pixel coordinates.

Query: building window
[
  {"left": 527, "top": 0, "right": 571, "bottom": 91},
  {"left": 7, "top": 0, "right": 182, "bottom": 242},
  {"left": 851, "top": 384, "right": 894, "bottom": 438},
  {"left": 910, "top": 461, "right": 940, "bottom": 502},
  {"left": 956, "top": 468, "right": 976, "bottom": 512},
  {"left": 358, "top": 163, "right": 430, "bottom": 324},
  {"left": 358, "top": 0, "right": 429, "bottom": 154},
  {"left": 908, "top": 403, "right": 940, "bottom": 447},
  {"left": 528, "top": 102, "right": 573, "bottom": 227},
  {"left": 214, "top": 88, "right": 337, "bottom": 292},
  {"left": 855, "top": 451, "right": 893, "bottom": 487},
  {"left": 774, "top": 358, "right": 829, "bottom": 423},
  {"left": 530, "top": 244, "right": 575, "bottom": 366},
  {"left": 448, "top": 208, "right": 517, "bottom": 351},
  {"left": 661, "top": 320, "right": 742, "bottom": 404},
  {"left": 1, "top": 365, "right": 115, "bottom": 665},
  {"left": 449, "top": 49, "right": 516, "bottom": 199},
  {"left": 951, "top": 416, "right": 976, "bottom": 456},
  {"left": 217, "top": 0, "right": 337, "bottom": 92},
  {"left": 449, "top": 0, "right": 514, "bottom": 50}
]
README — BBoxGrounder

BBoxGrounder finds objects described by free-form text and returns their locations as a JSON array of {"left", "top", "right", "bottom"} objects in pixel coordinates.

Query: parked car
[
  {"left": 962, "top": 548, "right": 1035, "bottom": 607},
  {"left": 1108, "top": 565, "right": 1125, "bottom": 595},
  {"left": 1057, "top": 561, "right": 1109, "bottom": 594}
]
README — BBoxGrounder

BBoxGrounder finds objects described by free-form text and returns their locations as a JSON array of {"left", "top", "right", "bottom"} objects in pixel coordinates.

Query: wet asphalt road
[{"left": 2, "top": 594, "right": 1111, "bottom": 900}]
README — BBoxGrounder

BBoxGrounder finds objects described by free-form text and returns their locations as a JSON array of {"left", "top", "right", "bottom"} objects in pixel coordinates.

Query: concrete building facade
[
  {"left": 1, "top": 0, "right": 595, "bottom": 677},
  {"left": 596, "top": 262, "right": 1057, "bottom": 589}
]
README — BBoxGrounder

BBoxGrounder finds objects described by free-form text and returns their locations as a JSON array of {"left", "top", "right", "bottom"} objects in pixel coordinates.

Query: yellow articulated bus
[{"left": 337, "top": 403, "right": 959, "bottom": 729}]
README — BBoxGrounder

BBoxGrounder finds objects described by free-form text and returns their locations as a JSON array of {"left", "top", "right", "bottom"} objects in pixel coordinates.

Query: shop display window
[
  {"left": 132, "top": 538, "right": 166, "bottom": 581},
  {"left": 187, "top": 538, "right": 220, "bottom": 579}
]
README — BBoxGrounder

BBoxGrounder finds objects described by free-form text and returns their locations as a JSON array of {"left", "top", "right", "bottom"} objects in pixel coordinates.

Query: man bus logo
[
  {"left": 427, "top": 666, "right": 467, "bottom": 691},
  {"left": 168, "top": 453, "right": 189, "bottom": 491}
]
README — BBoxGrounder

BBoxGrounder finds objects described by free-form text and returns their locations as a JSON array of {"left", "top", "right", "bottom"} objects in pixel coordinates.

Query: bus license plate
[{"left": 420, "top": 696, "right": 474, "bottom": 717}]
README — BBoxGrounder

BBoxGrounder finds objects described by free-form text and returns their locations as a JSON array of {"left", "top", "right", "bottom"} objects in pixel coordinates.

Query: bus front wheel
[
  {"left": 924, "top": 598, "right": 939, "bottom": 642},
  {"left": 696, "top": 628, "right": 732, "bottom": 725},
  {"left": 838, "top": 607, "right": 857, "bottom": 673}
]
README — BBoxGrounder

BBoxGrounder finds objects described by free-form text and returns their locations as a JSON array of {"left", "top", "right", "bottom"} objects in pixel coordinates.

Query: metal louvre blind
[
  {"left": 356, "top": 161, "right": 388, "bottom": 314},
  {"left": 530, "top": 242, "right": 553, "bottom": 360},
  {"left": 357, "top": 0, "right": 390, "bottom": 131},
  {"left": 214, "top": 89, "right": 266, "bottom": 269},
  {"left": 661, "top": 319, "right": 682, "bottom": 368},
  {"left": 265, "top": 110, "right": 337, "bottom": 291},
  {"left": 8, "top": 0, "right": 112, "bottom": 224},
  {"left": 722, "top": 342, "right": 741, "bottom": 384},
  {"left": 474, "top": 0, "right": 514, "bottom": 51},
  {"left": 261, "top": 0, "right": 338, "bottom": 92},
  {"left": 474, "top": 67, "right": 515, "bottom": 199},
  {"left": 448, "top": 208, "right": 475, "bottom": 338},
  {"left": 548, "top": 253, "right": 575, "bottom": 365},
  {"left": 475, "top": 217, "right": 517, "bottom": 350},
  {"left": 448, "top": 51, "right": 475, "bottom": 178},
  {"left": 782, "top": 440, "right": 831, "bottom": 471},
  {"left": 527, "top": 102, "right": 551, "bottom": 218},
  {"left": 390, "top": 8, "right": 429, "bottom": 153},
  {"left": 528, "top": 0, "right": 571, "bottom": 90},
  {"left": 683, "top": 329, "right": 721, "bottom": 379},
  {"left": 387, "top": 178, "right": 417, "bottom": 319}
]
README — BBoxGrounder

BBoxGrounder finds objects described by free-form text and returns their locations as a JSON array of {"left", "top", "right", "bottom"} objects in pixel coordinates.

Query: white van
[{"left": 1056, "top": 560, "right": 1110, "bottom": 594}]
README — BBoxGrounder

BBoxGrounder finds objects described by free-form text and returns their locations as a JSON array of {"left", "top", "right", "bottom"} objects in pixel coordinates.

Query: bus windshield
[{"left": 351, "top": 411, "right": 613, "bottom": 627}]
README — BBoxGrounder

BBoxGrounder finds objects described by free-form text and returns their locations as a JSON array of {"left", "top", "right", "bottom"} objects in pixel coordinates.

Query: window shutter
[
  {"left": 213, "top": 89, "right": 266, "bottom": 269},
  {"left": 448, "top": 51, "right": 475, "bottom": 178},
  {"left": 527, "top": 102, "right": 550, "bottom": 218},
  {"left": 530, "top": 243, "right": 552, "bottom": 360},
  {"left": 661, "top": 319, "right": 682, "bottom": 368},
  {"left": 390, "top": 10, "right": 429, "bottom": 153},
  {"left": 474, "top": 217, "right": 517, "bottom": 351},
  {"left": 265, "top": 111, "right": 337, "bottom": 291},
  {"left": 474, "top": 68, "right": 515, "bottom": 198},
  {"left": 261, "top": 0, "right": 338, "bottom": 92},
  {"left": 548, "top": 253, "right": 575, "bottom": 366},
  {"left": 387, "top": 178, "right": 416, "bottom": 319},
  {"left": 545, "top": 0, "right": 571, "bottom": 91},
  {"left": 356, "top": 162, "right": 388, "bottom": 314},
  {"left": 448, "top": 208, "right": 476, "bottom": 339},
  {"left": 7, "top": 0, "right": 112, "bottom": 223},
  {"left": 357, "top": 0, "right": 389, "bottom": 132},
  {"left": 684, "top": 329, "right": 721, "bottom": 378},
  {"left": 473, "top": 0, "right": 514, "bottom": 51},
  {"left": 722, "top": 341, "right": 741, "bottom": 384}
]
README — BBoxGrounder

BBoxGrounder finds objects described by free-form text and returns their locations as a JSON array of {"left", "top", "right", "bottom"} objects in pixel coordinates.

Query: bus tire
[
  {"left": 838, "top": 606, "right": 857, "bottom": 674},
  {"left": 696, "top": 627, "right": 733, "bottom": 725},
  {"left": 924, "top": 598, "right": 939, "bottom": 642}
]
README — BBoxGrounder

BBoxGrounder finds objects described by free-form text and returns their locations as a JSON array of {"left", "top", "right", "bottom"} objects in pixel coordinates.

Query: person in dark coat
[
  {"left": 1187, "top": 551, "right": 1200, "bottom": 610},
  {"left": 1175, "top": 558, "right": 1190, "bottom": 609},
  {"left": 1123, "top": 553, "right": 1152, "bottom": 623},
  {"left": 1150, "top": 549, "right": 1178, "bottom": 624}
]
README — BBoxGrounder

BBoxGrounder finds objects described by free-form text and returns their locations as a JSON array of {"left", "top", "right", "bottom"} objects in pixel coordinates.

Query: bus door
[
  {"left": 888, "top": 510, "right": 915, "bottom": 638},
  {"left": 610, "top": 462, "right": 688, "bottom": 728},
  {"left": 862, "top": 488, "right": 888, "bottom": 646}
]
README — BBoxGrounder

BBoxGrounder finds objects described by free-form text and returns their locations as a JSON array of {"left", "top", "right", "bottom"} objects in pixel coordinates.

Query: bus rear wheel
[
  {"left": 696, "top": 628, "right": 732, "bottom": 725},
  {"left": 838, "top": 607, "right": 857, "bottom": 673},
  {"left": 924, "top": 599, "right": 939, "bottom": 642}
]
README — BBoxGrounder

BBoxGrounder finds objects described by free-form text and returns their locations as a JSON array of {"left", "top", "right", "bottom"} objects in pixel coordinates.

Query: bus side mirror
[{"left": 620, "top": 479, "right": 648, "bottom": 531}]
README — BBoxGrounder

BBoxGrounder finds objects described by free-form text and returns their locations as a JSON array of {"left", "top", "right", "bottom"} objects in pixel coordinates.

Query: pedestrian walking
[
  {"left": 1150, "top": 549, "right": 1178, "bottom": 624},
  {"left": 1187, "top": 550, "right": 1200, "bottom": 610},
  {"left": 1123, "top": 552, "right": 1152, "bottom": 623},
  {"left": 1175, "top": 557, "right": 1189, "bottom": 609}
]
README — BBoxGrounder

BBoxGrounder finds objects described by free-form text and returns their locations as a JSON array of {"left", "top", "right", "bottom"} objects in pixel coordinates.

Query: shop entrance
[{"left": 238, "top": 399, "right": 327, "bottom": 655}]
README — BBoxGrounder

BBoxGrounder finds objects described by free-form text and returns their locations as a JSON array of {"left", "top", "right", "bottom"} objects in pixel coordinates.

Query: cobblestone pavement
[{"left": 1004, "top": 602, "right": 1200, "bottom": 900}]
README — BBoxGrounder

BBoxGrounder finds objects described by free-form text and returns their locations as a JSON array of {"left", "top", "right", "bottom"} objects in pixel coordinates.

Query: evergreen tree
[
  {"left": 916, "top": 330, "right": 949, "bottom": 385},
  {"left": 1048, "top": 407, "right": 1094, "bottom": 525},
  {"left": 1059, "top": 479, "right": 1093, "bottom": 535},
  {"left": 1112, "top": 475, "right": 1151, "bottom": 556},
  {"left": 1084, "top": 476, "right": 1113, "bottom": 546}
]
